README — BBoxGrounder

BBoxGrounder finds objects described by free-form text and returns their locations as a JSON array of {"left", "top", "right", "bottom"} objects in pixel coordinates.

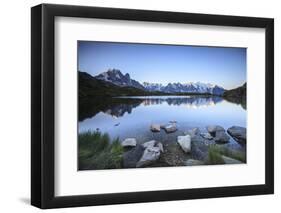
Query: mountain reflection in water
[
  {"left": 79, "top": 96, "right": 223, "bottom": 121},
  {"left": 108, "top": 96, "right": 223, "bottom": 117},
  {"left": 79, "top": 96, "right": 224, "bottom": 120},
  {"left": 79, "top": 95, "right": 246, "bottom": 146}
]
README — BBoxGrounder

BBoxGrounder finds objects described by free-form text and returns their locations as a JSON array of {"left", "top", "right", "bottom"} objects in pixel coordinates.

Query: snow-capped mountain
[
  {"left": 95, "top": 69, "right": 144, "bottom": 90},
  {"left": 95, "top": 69, "right": 224, "bottom": 95},
  {"left": 142, "top": 82, "right": 164, "bottom": 92},
  {"left": 143, "top": 82, "right": 225, "bottom": 95}
]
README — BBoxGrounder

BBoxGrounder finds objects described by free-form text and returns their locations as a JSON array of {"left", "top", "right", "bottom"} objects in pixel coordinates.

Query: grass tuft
[
  {"left": 206, "top": 144, "right": 246, "bottom": 165},
  {"left": 207, "top": 145, "right": 225, "bottom": 164},
  {"left": 79, "top": 131, "right": 123, "bottom": 170}
]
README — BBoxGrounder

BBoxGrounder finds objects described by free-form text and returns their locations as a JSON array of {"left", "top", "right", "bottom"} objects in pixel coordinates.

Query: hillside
[{"left": 223, "top": 83, "right": 246, "bottom": 109}]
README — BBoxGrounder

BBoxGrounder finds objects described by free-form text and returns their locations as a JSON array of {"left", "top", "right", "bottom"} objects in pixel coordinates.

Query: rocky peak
[
  {"left": 125, "top": 73, "right": 130, "bottom": 79},
  {"left": 95, "top": 69, "right": 144, "bottom": 90}
]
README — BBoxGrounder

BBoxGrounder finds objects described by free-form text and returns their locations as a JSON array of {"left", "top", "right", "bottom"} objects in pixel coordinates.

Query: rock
[
  {"left": 163, "top": 124, "right": 177, "bottom": 133},
  {"left": 156, "top": 142, "right": 164, "bottom": 153},
  {"left": 121, "top": 138, "right": 137, "bottom": 147},
  {"left": 177, "top": 135, "right": 191, "bottom": 153},
  {"left": 169, "top": 120, "right": 177, "bottom": 123},
  {"left": 142, "top": 140, "right": 156, "bottom": 149},
  {"left": 142, "top": 140, "right": 164, "bottom": 153},
  {"left": 227, "top": 126, "right": 246, "bottom": 144},
  {"left": 222, "top": 155, "right": 242, "bottom": 164},
  {"left": 191, "top": 146, "right": 207, "bottom": 161},
  {"left": 185, "top": 128, "right": 200, "bottom": 137},
  {"left": 191, "top": 136, "right": 209, "bottom": 161},
  {"left": 136, "top": 147, "right": 161, "bottom": 167},
  {"left": 207, "top": 125, "right": 225, "bottom": 136},
  {"left": 150, "top": 124, "right": 161, "bottom": 132},
  {"left": 185, "top": 159, "right": 204, "bottom": 166},
  {"left": 122, "top": 145, "right": 145, "bottom": 168},
  {"left": 206, "top": 125, "right": 229, "bottom": 143},
  {"left": 191, "top": 135, "right": 205, "bottom": 143},
  {"left": 161, "top": 144, "right": 185, "bottom": 166},
  {"left": 214, "top": 131, "right": 230, "bottom": 143},
  {"left": 200, "top": 132, "right": 213, "bottom": 140}
]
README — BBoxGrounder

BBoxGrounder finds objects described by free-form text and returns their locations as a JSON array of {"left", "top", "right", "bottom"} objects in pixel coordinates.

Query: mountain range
[
  {"left": 95, "top": 69, "right": 225, "bottom": 95},
  {"left": 79, "top": 70, "right": 246, "bottom": 120}
]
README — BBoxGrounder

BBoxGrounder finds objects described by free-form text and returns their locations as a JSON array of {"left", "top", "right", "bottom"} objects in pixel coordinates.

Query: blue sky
[{"left": 78, "top": 41, "right": 246, "bottom": 89}]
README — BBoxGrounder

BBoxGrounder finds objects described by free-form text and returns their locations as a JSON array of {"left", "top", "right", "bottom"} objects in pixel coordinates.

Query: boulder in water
[
  {"left": 136, "top": 147, "right": 161, "bottom": 167},
  {"left": 207, "top": 125, "right": 225, "bottom": 136},
  {"left": 122, "top": 144, "right": 145, "bottom": 168},
  {"left": 177, "top": 135, "right": 191, "bottom": 153},
  {"left": 163, "top": 124, "right": 177, "bottom": 133},
  {"left": 150, "top": 124, "right": 161, "bottom": 132},
  {"left": 121, "top": 138, "right": 137, "bottom": 147},
  {"left": 214, "top": 131, "right": 230, "bottom": 143},
  {"left": 227, "top": 126, "right": 246, "bottom": 144}
]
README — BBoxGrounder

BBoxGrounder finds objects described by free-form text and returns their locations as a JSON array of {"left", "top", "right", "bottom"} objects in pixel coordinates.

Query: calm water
[{"left": 79, "top": 96, "right": 246, "bottom": 149}]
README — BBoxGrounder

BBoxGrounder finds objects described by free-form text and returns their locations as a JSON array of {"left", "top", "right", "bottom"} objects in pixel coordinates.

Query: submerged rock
[
  {"left": 222, "top": 155, "right": 242, "bottom": 164},
  {"left": 227, "top": 126, "right": 246, "bottom": 144},
  {"left": 150, "top": 124, "right": 161, "bottom": 132},
  {"left": 207, "top": 125, "right": 225, "bottom": 136},
  {"left": 136, "top": 147, "right": 161, "bottom": 167},
  {"left": 185, "top": 128, "right": 200, "bottom": 137},
  {"left": 214, "top": 131, "right": 230, "bottom": 143},
  {"left": 191, "top": 136, "right": 209, "bottom": 161},
  {"left": 185, "top": 159, "right": 204, "bottom": 166},
  {"left": 163, "top": 124, "right": 177, "bottom": 133},
  {"left": 122, "top": 144, "right": 145, "bottom": 168},
  {"left": 191, "top": 135, "right": 205, "bottom": 143},
  {"left": 156, "top": 142, "right": 164, "bottom": 153},
  {"left": 200, "top": 132, "right": 213, "bottom": 140},
  {"left": 142, "top": 140, "right": 156, "bottom": 149},
  {"left": 177, "top": 135, "right": 191, "bottom": 153},
  {"left": 121, "top": 138, "right": 137, "bottom": 147}
]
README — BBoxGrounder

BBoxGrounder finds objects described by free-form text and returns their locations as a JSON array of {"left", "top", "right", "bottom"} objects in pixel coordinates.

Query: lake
[{"left": 79, "top": 96, "right": 246, "bottom": 151}]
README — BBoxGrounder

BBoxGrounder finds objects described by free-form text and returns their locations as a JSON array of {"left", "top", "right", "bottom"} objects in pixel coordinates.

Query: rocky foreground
[{"left": 121, "top": 124, "right": 246, "bottom": 168}]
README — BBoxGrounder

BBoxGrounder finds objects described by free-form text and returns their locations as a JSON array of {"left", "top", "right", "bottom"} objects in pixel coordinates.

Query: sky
[{"left": 78, "top": 41, "right": 246, "bottom": 89}]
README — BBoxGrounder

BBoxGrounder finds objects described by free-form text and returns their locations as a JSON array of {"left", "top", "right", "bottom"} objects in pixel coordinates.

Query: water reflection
[
  {"left": 79, "top": 96, "right": 246, "bottom": 145},
  {"left": 141, "top": 96, "right": 223, "bottom": 107},
  {"left": 81, "top": 96, "right": 224, "bottom": 119}
]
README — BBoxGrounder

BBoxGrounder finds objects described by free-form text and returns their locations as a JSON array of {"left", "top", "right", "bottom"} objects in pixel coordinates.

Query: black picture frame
[{"left": 31, "top": 3, "right": 274, "bottom": 209}]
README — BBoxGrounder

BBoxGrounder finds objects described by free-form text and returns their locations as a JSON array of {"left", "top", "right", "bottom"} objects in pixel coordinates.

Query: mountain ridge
[{"left": 95, "top": 69, "right": 225, "bottom": 95}]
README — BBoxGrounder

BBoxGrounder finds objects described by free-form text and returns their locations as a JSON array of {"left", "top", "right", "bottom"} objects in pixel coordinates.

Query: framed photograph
[{"left": 31, "top": 4, "right": 274, "bottom": 209}]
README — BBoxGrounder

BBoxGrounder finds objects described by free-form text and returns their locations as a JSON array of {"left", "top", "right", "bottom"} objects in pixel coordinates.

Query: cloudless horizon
[{"left": 78, "top": 41, "right": 246, "bottom": 89}]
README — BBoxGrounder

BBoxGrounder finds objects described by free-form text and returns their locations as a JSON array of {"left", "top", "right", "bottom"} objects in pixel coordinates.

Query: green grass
[
  {"left": 206, "top": 144, "right": 246, "bottom": 165},
  {"left": 220, "top": 147, "right": 246, "bottom": 162},
  {"left": 207, "top": 145, "right": 225, "bottom": 164},
  {"left": 78, "top": 131, "right": 124, "bottom": 170}
]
